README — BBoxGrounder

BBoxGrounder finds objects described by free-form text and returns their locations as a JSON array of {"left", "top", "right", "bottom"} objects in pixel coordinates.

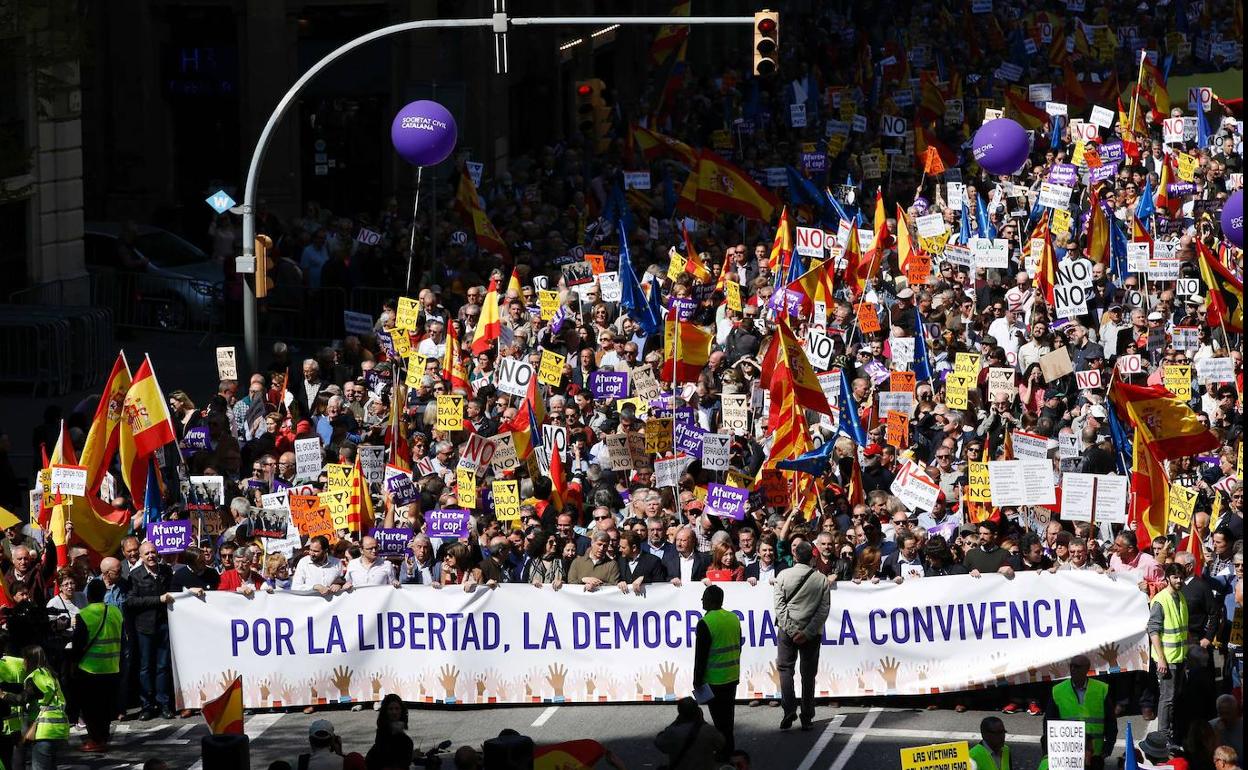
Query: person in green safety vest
[
  {"left": 0, "top": 635, "right": 26, "bottom": 770},
  {"left": 71, "top": 578, "right": 124, "bottom": 753},
  {"left": 969, "top": 716, "right": 1011, "bottom": 770},
  {"left": 1148, "top": 562, "right": 1190, "bottom": 749},
  {"left": 1043, "top": 654, "right": 1116, "bottom": 770},
  {"left": 21, "top": 645, "right": 67, "bottom": 770},
  {"left": 692, "top": 584, "right": 742, "bottom": 763}
]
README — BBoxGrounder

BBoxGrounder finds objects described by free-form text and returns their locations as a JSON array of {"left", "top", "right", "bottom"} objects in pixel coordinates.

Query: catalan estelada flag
[
  {"left": 201, "top": 676, "right": 244, "bottom": 735},
  {"left": 534, "top": 739, "right": 607, "bottom": 770},
  {"left": 692, "top": 150, "right": 779, "bottom": 222},
  {"left": 470, "top": 275, "right": 502, "bottom": 354},
  {"left": 1197, "top": 240, "right": 1243, "bottom": 333},
  {"left": 456, "top": 169, "right": 510, "bottom": 259},
  {"left": 1110, "top": 381, "right": 1219, "bottom": 462}
]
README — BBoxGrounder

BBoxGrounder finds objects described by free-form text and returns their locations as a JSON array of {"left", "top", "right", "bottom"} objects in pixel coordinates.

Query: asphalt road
[{"left": 59, "top": 701, "right": 1157, "bottom": 769}]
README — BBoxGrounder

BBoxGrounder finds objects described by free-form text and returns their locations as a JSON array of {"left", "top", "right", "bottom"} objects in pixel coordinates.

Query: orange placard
[
  {"left": 890, "top": 371, "right": 917, "bottom": 393},
  {"left": 585, "top": 254, "right": 605, "bottom": 275},
  {"left": 290, "top": 494, "right": 334, "bottom": 538},
  {"left": 857, "top": 303, "right": 881, "bottom": 334},
  {"left": 905, "top": 253, "right": 931, "bottom": 286},
  {"left": 885, "top": 411, "right": 910, "bottom": 449}
]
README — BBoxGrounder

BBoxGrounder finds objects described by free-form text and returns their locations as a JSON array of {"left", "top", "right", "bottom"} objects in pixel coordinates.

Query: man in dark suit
[
  {"left": 671, "top": 527, "right": 710, "bottom": 585},
  {"left": 124, "top": 542, "right": 182, "bottom": 720},
  {"left": 643, "top": 517, "right": 681, "bottom": 581},
  {"left": 291, "top": 358, "right": 326, "bottom": 419},
  {"left": 616, "top": 532, "right": 667, "bottom": 591}
]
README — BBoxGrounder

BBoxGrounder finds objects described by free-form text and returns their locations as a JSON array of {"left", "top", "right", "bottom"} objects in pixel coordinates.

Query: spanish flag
[
  {"left": 119, "top": 355, "right": 176, "bottom": 506},
  {"left": 1005, "top": 89, "right": 1051, "bottom": 130},
  {"left": 760, "top": 321, "right": 833, "bottom": 418},
  {"left": 785, "top": 257, "right": 836, "bottom": 318},
  {"left": 1032, "top": 213, "right": 1058, "bottom": 307},
  {"left": 442, "top": 320, "right": 469, "bottom": 392},
  {"left": 862, "top": 189, "right": 891, "bottom": 277},
  {"left": 547, "top": 439, "right": 565, "bottom": 513},
  {"left": 534, "top": 739, "right": 607, "bottom": 770},
  {"left": 917, "top": 71, "right": 947, "bottom": 123},
  {"left": 692, "top": 150, "right": 780, "bottom": 222},
  {"left": 1110, "top": 381, "right": 1219, "bottom": 461},
  {"left": 646, "top": 1, "right": 689, "bottom": 67},
  {"left": 506, "top": 268, "right": 523, "bottom": 299},
  {"left": 1137, "top": 55, "right": 1170, "bottom": 122},
  {"left": 840, "top": 224, "right": 865, "bottom": 298},
  {"left": 47, "top": 422, "right": 129, "bottom": 560},
  {"left": 661, "top": 317, "right": 713, "bottom": 383},
  {"left": 347, "top": 456, "right": 375, "bottom": 534},
  {"left": 680, "top": 222, "right": 712, "bottom": 282},
  {"left": 1086, "top": 187, "right": 1111, "bottom": 264},
  {"left": 79, "top": 353, "right": 131, "bottom": 495},
  {"left": 470, "top": 275, "right": 502, "bottom": 354},
  {"left": 896, "top": 204, "right": 919, "bottom": 273},
  {"left": 201, "top": 676, "right": 245, "bottom": 735},
  {"left": 767, "top": 206, "right": 793, "bottom": 276},
  {"left": 1197, "top": 240, "right": 1243, "bottom": 333},
  {"left": 1155, "top": 158, "right": 1181, "bottom": 215},
  {"left": 675, "top": 163, "right": 715, "bottom": 221},
  {"left": 455, "top": 169, "right": 510, "bottom": 259},
  {"left": 630, "top": 124, "right": 698, "bottom": 167},
  {"left": 505, "top": 375, "right": 545, "bottom": 460},
  {"left": 1129, "top": 438, "right": 1170, "bottom": 543}
]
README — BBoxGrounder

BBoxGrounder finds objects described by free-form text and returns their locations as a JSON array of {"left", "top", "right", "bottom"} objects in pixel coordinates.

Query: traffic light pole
[{"left": 239, "top": 13, "right": 756, "bottom": 371}]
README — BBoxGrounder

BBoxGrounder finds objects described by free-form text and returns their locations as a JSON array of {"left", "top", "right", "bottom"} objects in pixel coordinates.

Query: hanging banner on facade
[{"left": 169, "top": 573, "right": 1148, "bottom": 709}]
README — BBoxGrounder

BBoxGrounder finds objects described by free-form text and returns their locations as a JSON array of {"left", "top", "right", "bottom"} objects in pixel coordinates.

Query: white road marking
[
  {"left": 794, "top": 713, "right": 846, "bottom": 770},
  {"left": 530, "top": 705, "right": 559, "bottom": 727},
  {"left": 826, "top": 706, "right": 881, "bottom": 770},
  {"left": 150, "top": 723, "right": 197, "bottom": 744},
  {"left": 817, "top": 722, "right": 1136, "bottom": 750},
  {"left": 185, "top": 712, "right": 283, "bottom": 770}
]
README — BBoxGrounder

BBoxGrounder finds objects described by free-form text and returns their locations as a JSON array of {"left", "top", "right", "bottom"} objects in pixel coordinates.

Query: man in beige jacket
[{"left": 772, "top": 541, "right": 832, "bottom": 731}]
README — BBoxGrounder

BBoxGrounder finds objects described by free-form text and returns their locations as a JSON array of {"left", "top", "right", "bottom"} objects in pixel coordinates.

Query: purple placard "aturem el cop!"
[
  {"left": 149, "top": 520, "right": 193, "bottom": 555},
  {"left": 425, "top": 509, "right": 471, "bottom": 539},
  {"left": 705, "top": 483, "right": 749, "bottom": 520}
]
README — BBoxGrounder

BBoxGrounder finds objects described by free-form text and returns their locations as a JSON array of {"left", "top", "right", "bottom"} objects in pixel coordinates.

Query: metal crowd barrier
[{"left": 0, "top": 303, "right": 113, "bottom": 396}]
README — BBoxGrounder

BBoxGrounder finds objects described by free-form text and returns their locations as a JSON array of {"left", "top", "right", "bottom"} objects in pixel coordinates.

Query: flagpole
[
  {"left": 405, "top": 166, "right": 424, "bottom": 295},
  {"left": 1127, "top": 50, "right": 1147, "bottom": 144}
]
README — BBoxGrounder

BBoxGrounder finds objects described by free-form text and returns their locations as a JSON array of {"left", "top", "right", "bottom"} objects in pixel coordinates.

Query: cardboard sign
[
  {"left": 857, "top": 303, "right": 881, "bottom": 333},
  {"left": 289, "top": 495, "right": 332, "bottom": 537},
  {"left": 890, "top": 460, "right": 942, "bottom": 512},
  {"left": 900, "top": 741, "right": 970, "bottom": 770},
  {"left": 721, "top": 393, "right": 749, "bottom": 436},
  {"left": 251, "top": 506, "right": 292, "bottom": 539},
  {"left": 538, "top": 349, "right": 566, "bottom": 387},
  {"left": 318, "top": 489, "right": 351, "bottom": 532},
  {"left": 988, "top": 460, "right": 1056, "bottom": 507},
  {"left": 1075, "top": 369, "right": 1103, "bottom": 390},
  {"left": 1164, "top": 365, "right": 1192, "bottom": 401},
  {"left": 590, "top": 371, "right": 629, "bottom": 400},
  {"left": 1045, "top": 722, "right": 1086, "bottom": 770},
  {"left": 1168, "top": 484, "right": 1198, "bottom": 529},
  {"left": 495, "top": 357, "right": 534, "bottom": 398},
  {"left": 890, "top": 371, "right": 917, "bottom": 393},
  {"left": 425, "top": 509, "right": 471, "bottom": 539},
  {"left": 645, "top": 418, "right": 673, "bottom": 454},
  {"left": 459, "top": 433, "right": 496, "bottom": 473},
  {"left": 1060, "top": 473, "right": 1128, "bottom": 523},
  {"left": 944, "top": 373, "right": 974, "bottom": 410},
  {"left": 215, "top": 347, "right": 238, "bottom": 381},
  {"left": 492, "top": 481, "right": 520, "bottom": 524},
  {"left": 805, "top": 329, "right": 835, "bottom": 370},
  {"left": 149, "top": 520, "right": 193, "bottom": 555},
  {"left": 1117, "top": 354, "right": 1144, "bottom": 375},
  {"left": 700, "top": 433, "right": 732, "bottom": 471},
  {"left": 1039, "top": 347, "right": 1073, "bottom": 382},
  {"left": 49, "top": 465, "right": 87, "bottom": 497},
  {"left": 385, "top": 472, "right": 418, "bottom": 507},
  {"left": 885, "top": 411, "right": 910, "bottom": 449},
  {"left": 967, "top": 462, "right": 991, "bottom": 503},
  {"left": 435, "top": 394, "right": 464, "bottom": 432},
  {"left": 988, "top": 368, "right": 1016, "bottom": 402},
  {"left": 395, "top": 297, "right": 420, "bottom": 330},
  {"left": 294, "top": 437, "right": 323, "bottom": 480},
  {"left": 705, "top": 483, "right": 748, "bottom": 520},
  {"left": 455, "top": 467, "right": 476, "bottom": 510}
]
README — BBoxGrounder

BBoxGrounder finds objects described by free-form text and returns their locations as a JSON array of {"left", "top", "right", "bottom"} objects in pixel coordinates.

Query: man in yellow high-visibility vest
[
  {"left": 72, "top": 579, "right": 124, "bottom": 752},
  {"left": 1044, "top": 654, "right": 1116, "bottom": 770},
  {"left": 692, "top": 584, "right": 741, "bottom": 762},
  {"left": 1148, "top": 563, "right": 1190, "bottom": 749},
  {"left": 968, "top": 716, "right": 1012, "bottom": 770}
]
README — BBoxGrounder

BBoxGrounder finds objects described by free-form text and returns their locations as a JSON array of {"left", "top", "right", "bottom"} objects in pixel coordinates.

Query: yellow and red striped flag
[
  {"left": 201, "top": 676, "right": 244, "bottom": 735},
  {"left": 470, "top": 275, "right": 502, "bottom": 354}
]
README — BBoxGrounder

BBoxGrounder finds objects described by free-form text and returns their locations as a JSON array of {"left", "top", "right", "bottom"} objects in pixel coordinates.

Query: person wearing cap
[
  {"left": 298, "top": 718, "right": 366, "bottom": 769},
  {"left": 968, "top": 716, "right": 1012, "bottom": 770},
  {"left": 1099, "top": 304, "right": 1128, "bottom": 358},
  {"left": 1136, "top": 729, "right": 1179, "bottom": 768}
]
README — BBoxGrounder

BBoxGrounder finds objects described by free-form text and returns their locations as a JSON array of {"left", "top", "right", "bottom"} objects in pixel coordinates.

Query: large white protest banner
[{"left": 169, "top": 574, "right": 1147, "bottom": 708}]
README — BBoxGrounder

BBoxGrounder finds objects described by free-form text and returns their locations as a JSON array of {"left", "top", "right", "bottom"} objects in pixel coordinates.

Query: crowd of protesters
[{"left": 0, "top": 0, "right": 1244, "bottom": 768}]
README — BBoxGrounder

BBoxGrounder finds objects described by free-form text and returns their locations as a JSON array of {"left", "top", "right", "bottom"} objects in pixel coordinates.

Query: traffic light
[
  {"left": 574, "top": 79, "right": 611, "bottom": 152},
  {"left": 254, "top": 235, "right": 274, "bottom": 299},
  {"left": 753, "top": 10, "right": 780, "bottom": 77}
]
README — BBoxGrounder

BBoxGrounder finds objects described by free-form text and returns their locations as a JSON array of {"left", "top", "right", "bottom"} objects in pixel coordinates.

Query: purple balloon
[
  {"left": 390, "top": 100, "right": 457, "bottom": 167},
  {"left": 1222, "top": 190, "right": 1243, "bottom": 249},
  {"left": 972, "top": 118, "right": 1030, "bottom": 176}
]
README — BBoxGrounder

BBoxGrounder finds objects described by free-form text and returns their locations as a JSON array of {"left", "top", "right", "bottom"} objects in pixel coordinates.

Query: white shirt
[
  {"left": 679, "top": 553, "right": 696, "bottom": 583},
  {"left": 291, "top": 555, "right": 343, "bottom": 591},
  {"left": 345, "top": 558, "right": 395, "bottom": 587}
]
